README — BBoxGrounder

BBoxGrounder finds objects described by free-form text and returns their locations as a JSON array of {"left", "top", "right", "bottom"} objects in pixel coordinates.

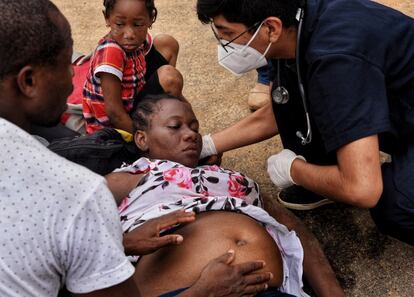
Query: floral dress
[{"left": 115, "top": 158, "right": 309, "bottom": 297}]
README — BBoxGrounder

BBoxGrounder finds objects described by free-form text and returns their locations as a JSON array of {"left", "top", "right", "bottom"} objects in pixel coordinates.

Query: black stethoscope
[{"left": 272, "top": 6, "right": 312, "bottom": 145}]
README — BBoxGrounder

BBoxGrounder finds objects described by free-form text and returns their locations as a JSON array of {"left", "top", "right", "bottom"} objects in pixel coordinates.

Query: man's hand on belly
[
  {"left": 181, "top": 250, "right": 273, "bottom": 297},
  {"left": 123, "top": 210, "right": 196, "bottom": 255}
]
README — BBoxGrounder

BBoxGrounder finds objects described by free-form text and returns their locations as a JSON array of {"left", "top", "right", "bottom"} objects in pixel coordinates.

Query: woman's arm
[
  {"left": 105, "top": 172, "right": 143, "bottom": 206},
  {"left": 100, "top": 73, "right": 134, "bottom": 133},
  {"left": 263, "top": 198, "right": 345, "bottom": 297},
  {"left": 211, "top": 102, "right": 278, "bottom": 153}
]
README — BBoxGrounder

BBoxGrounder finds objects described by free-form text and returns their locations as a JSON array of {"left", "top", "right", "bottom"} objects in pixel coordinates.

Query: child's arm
[{"left": 100, "top": 72, "right": 134, "bottom": 133}]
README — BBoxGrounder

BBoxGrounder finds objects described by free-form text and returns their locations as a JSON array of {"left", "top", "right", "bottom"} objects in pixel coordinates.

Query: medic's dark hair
[
  {"left": 103, "top": 0, "right": 158, "bottom": 23},
  {"left": 132, "top": 93, "right": 185, "bottom": 132},
  {"left": 197, "top": 0, "right": 303, "bottom": 28},
  {"left": 0, "top": 0, "right": 71, "bottom": 79}
]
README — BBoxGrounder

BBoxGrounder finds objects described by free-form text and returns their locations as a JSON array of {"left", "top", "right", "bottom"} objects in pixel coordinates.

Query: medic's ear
[
  {"left": 263, "top": 17, "right": 283, "bottom": 43},
  {"left": 134, "top": 130, "right": 149, "bottom": 152}
]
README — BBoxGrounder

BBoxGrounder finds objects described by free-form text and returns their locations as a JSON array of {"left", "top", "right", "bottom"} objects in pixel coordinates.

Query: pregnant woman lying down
[{"left": 106, "top": 94, "right": 345, "bottom": 297}]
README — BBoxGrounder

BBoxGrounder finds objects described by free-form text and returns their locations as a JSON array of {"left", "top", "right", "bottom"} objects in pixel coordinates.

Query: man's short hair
[
  {"left": 0, "top": 0, "right": 70, "bottom": 79},
  {"left": 197, "top": 0, "right": 302, "bottom": 29}
]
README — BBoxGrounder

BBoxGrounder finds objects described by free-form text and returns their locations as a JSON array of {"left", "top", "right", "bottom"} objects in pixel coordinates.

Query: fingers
[
  {"left": 158, "top": 210, "right": 196, "bottom": 230},
  {"left": 241, "top": 283, "right": 269, "bottom": 295},
  {"left": 236, "top": 260, "right": 266, "bottom": 275},
  {"left": 238, "top": 273, "right": 272, "bottom": 296},
  {"left": 243, "top": 272, "right": 273, "bottom": 286},
  {"left": 214, "top": 249, "right": 236, "bottom": 265},
  {"left": 153, "top": 234, "right": 184, "bottom": 247},
  {"left": 139, "top": 234, "right": 184, "bottom": 254}
]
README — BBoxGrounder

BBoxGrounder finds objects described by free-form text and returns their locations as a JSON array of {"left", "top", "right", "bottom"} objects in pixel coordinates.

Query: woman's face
[
  {"left": 105, "top": 0, "right": 150, "bottom": 52},
  {"left": 138, "top": 99, "right": 202, "bottom": 167}
]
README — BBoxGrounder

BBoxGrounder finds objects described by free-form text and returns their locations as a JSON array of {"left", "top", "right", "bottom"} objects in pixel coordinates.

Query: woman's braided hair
[{"left": 131, "top": 94, "right": 184, "bottom": 132}]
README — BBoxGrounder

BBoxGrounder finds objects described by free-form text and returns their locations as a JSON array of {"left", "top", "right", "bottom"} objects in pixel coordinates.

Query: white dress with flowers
[{"left": 116, "top": 158, "right": 309, "bottom": 297}]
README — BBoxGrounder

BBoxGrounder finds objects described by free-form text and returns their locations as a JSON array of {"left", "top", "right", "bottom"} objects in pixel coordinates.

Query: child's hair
[
  {"left": 103, "top": 0, "right": 158, "bottom": 23},
  {"left": 131, "top": 93, "right": 185, "bottom": 132}
]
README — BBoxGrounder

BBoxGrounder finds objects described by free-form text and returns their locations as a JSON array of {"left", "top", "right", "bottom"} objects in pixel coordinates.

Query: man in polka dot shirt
[{"left": 0, "top": 1, "right": 273, "bottom": 296}]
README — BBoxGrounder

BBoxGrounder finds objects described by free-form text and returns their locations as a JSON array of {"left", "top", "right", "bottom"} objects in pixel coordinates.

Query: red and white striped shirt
[{"left": 83, "top": 36, "right": 146, "bottom": 134}]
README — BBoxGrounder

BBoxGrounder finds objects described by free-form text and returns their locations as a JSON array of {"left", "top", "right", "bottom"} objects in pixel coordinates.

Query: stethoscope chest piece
[{"left": 272, "top": 86, "right": 290, "bottom": 104}]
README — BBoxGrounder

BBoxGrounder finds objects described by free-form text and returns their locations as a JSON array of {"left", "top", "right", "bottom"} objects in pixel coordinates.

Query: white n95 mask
[{"left": 217, "top": 22, "right": 271, "bottom": 76}]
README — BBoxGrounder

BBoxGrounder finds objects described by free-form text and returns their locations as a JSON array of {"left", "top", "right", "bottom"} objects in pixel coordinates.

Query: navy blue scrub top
[{"left": 270, "top": 0, "right": 414, "bottom": 198}]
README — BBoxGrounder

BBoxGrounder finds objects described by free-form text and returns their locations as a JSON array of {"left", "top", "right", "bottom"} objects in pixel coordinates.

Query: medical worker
[{"left": 196, "top": 0, "right": 414, "bottom": 245}]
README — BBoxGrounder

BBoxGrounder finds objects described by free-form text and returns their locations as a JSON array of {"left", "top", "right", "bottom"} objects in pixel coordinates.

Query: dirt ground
[{"left": 53, "top": 0, "right": 414, "bottom": 296}]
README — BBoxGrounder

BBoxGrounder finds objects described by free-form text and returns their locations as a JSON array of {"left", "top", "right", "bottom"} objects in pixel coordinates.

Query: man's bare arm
[
  {"left": 212, "top": 102, "right": 278, "bottom": 153},
  {"left": 291, "top": 134, "right": 383, "bottom": 208}
]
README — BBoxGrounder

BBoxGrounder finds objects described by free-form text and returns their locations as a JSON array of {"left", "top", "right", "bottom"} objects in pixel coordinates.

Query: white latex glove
[
  {"left": 267, "top": 149, "right": 306, "bottom": 189},
  {"left": 200, "top": 134, "right": 218, "bottom": 159}
]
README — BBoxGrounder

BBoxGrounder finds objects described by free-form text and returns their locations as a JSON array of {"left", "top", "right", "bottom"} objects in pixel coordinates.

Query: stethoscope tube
[
  {"left": 274, "top": 6, "right": 312, "bottom": 145},
  {"left": 295, "top": 7, "right": 312, "bottom": 145}
]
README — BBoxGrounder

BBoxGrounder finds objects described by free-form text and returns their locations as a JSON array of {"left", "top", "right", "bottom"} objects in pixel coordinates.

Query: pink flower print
[
  {"left": 118, "top": 197, "right": 129, "bottom": 212},
  {"left": 149, "top": 161, "right": 158, "bottom": 170},
  {"left": 200, "top": 190, "right": 209, "bottom": 196},
  {"left": 163, "top": 168, "right": 192, "bottom": 189},
  {"left": 228, "top": 175, "right": 247, "bottom": 198},
  {"left": 203, "top": 165, "right": 220, "bottom": 172}
]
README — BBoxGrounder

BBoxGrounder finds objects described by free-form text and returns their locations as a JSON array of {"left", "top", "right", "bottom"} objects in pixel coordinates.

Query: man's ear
[
  {"left": 16, "top": 65, "right": 38, "bottom": 99},
  {"left": 263, "top": 17, "right": 283, "bottom": 43},
  {"left": 134, "top": 130, "right": 149, "bottom": 151}
]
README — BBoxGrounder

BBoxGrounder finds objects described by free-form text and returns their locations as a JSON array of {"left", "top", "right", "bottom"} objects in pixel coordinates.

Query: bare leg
[
  {"left": 263, "top": 195, "right": 345, "bottom": 297},
  {"left": 153, "top": 33, "right": 179, "bottom": 66},
  {"left": 156, "top": 65, "right": 183, "bottom": 98}
]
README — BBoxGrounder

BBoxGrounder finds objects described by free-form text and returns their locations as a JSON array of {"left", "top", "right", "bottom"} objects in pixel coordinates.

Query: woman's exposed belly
[{"left": 134, "top": 211, "right": 283, "bottom": 297}]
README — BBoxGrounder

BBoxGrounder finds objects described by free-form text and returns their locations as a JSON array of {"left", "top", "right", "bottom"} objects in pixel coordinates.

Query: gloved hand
[
  {"left": 267, "top": 149, "right": 306, "bottom": 189},
  {"left": 200, "top": 134, "right": 218, "bottom": 159}
]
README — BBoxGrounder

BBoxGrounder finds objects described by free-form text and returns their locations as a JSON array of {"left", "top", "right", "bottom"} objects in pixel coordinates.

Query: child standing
[{"left": 83, "top": 0, "right": 183, "bottom": 134}]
